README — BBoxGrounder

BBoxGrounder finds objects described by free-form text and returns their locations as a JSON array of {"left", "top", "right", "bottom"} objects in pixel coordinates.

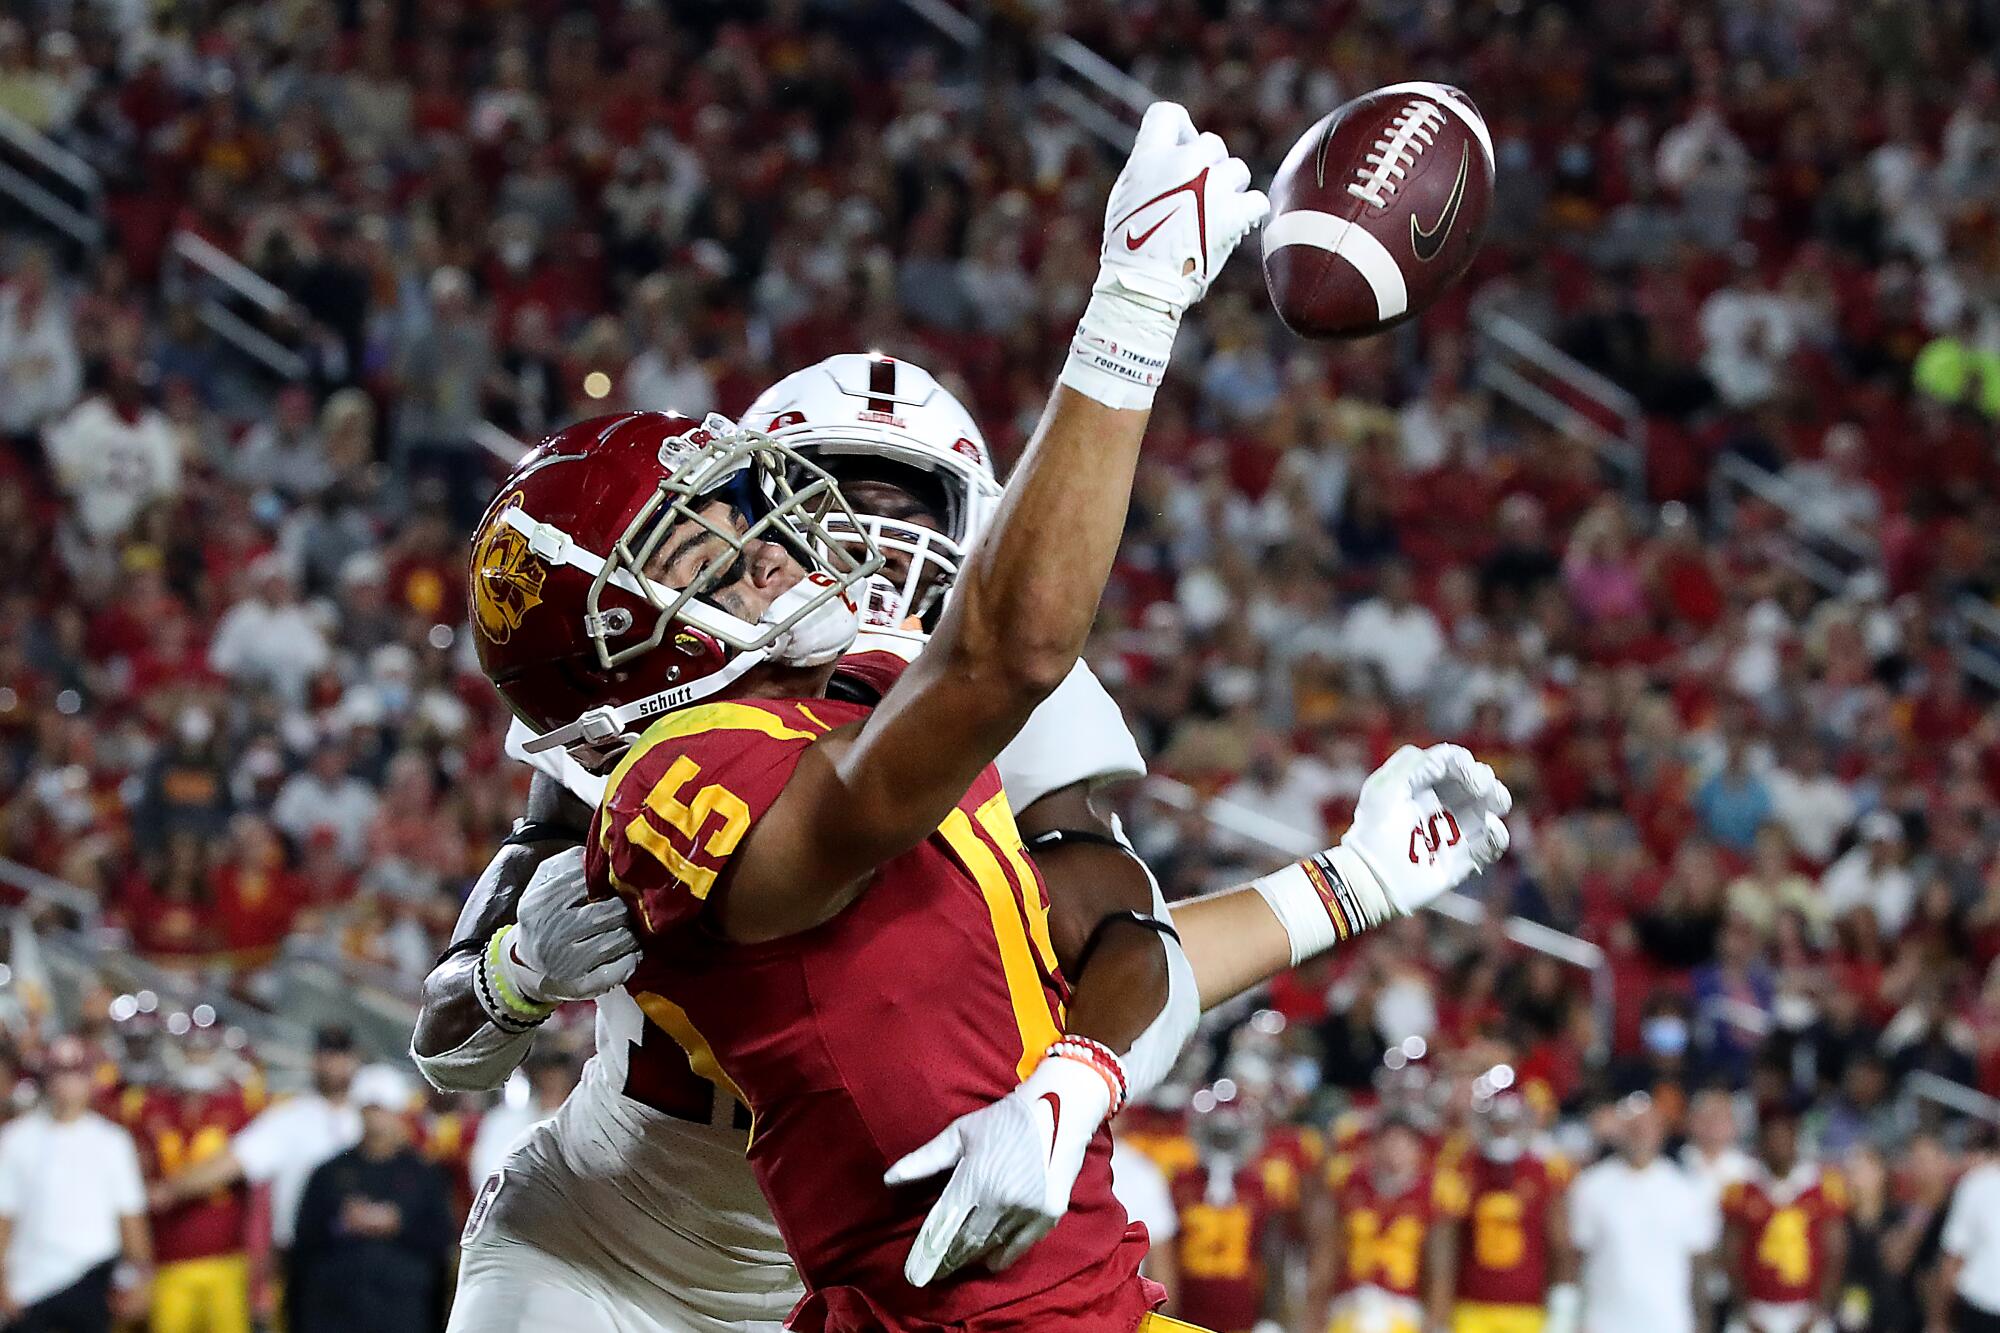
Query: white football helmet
[{"left": 745, "top": 354, "right": 1001, "bottom": 632}]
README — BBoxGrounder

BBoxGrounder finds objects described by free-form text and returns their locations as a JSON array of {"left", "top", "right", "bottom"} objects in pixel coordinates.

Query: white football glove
[
  {"left": 1061, "top": 101, "right": 1270, "bottom": 410},
  {"left": 1096, "top": 101, "right": 1270, "bottom": 314},
  {"left": 882, "top": 1053, "right": 1112, "bottom": 1288},
  {"left": 1335, "top": 743, "right": 1512, "bottom": 923},
  {"left": 485, "top": 847, "right": 641, "bottom": 1022},
  {"left": 1251, "top": 743, "right": 1512, "bottom": 965}
]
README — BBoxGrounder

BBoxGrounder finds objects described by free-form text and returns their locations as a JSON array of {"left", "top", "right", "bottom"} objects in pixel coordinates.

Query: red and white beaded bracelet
[{"left": 1046, "top": 1036, "right": 1129, "bottom": 1116}]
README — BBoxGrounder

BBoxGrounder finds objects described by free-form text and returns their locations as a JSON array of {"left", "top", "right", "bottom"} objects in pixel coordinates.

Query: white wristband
[
  {"left": 1248, "top": 846, "right": 1394, "bottom": 966},
  {"left": 1058, "top": 287, "right": 1181, "bottom": 411}
]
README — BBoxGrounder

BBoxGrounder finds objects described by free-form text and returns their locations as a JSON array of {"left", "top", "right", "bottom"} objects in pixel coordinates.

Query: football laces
[{"left": 1347, "top": 99, "right": 1447, "bottom": 210}]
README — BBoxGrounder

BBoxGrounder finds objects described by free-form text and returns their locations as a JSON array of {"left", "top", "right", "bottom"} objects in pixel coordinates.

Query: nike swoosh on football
[{"left": 1410, "top": 140, "right": 1470, "bottom": 263}]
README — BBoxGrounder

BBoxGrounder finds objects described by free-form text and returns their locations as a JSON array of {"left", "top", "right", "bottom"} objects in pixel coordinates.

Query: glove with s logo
[{"left": 1252, "top": 744, "right": 1512, "bottom": 964}]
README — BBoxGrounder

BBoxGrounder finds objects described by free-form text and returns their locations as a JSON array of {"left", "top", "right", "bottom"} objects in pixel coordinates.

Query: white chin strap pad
[{"left": 764, "top": 578, "right": 860, "bottom": 668}]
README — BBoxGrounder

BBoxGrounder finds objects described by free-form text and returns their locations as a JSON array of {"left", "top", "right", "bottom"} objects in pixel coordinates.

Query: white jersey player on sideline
[{"left": 447, "top": 354, "right": 1150, "bottom": 1332}]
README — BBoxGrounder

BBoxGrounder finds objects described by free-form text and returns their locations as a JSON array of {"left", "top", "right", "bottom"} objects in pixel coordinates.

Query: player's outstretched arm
[
  {"left": 721, "top": 105, "right": 1267, "bottom": 940},
  {"left": 1173, "top": 745, "right": 1512, "bottom": 1007},
  {"left": 410, "top": 774, "right": 638, "bottom": 1091}
]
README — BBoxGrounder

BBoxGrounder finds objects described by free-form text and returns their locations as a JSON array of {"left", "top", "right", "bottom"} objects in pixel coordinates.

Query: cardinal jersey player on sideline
[
  {"left": 1311, "top": 1112, "right": 1448, "bottom": 1333},
  {"left": 1432, "top": 1092, "right": 1579, "bottom": 1333},
  {"left": 137, "top": 1018, "right": 261, "bottom": 1333},
  {"left": 1167, "top": 1088, "right": 1284, "bottom": 1333},
  {"left": 1720, "top": 1106, "right": 1847, "bottom": 1333}
]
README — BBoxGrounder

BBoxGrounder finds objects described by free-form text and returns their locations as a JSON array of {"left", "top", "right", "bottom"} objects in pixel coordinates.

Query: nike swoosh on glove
[
  {"left": 1333, "top": 743, "right": 1512, "bottom": 924},
  {"left": 1094, "top": 101, "right": 1271, "bottom": 317},
  {"left": 500, "top": 845, "right": 642, "bottom": 1005},
  {"left": 882, "top": 1054, "right": 1112, "bottom": 1288}
]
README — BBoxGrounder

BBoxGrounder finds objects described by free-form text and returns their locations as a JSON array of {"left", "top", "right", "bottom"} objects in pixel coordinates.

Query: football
[{"left": 1262, "top": 82, "right": 1495, "bottom": 340}]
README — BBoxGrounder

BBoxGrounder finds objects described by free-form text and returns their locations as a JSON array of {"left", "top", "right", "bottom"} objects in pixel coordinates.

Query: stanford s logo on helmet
[{"left": 469, "top": 412, "right": 881, "bottom": 760}]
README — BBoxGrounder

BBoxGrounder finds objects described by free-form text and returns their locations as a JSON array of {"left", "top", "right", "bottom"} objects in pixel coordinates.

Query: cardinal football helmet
[
  {"left": 745, "top": 353, "right": 1000, "bottom": 633},
  {"left": 469, "top": 411, "right": 880, "bottom": 757}
]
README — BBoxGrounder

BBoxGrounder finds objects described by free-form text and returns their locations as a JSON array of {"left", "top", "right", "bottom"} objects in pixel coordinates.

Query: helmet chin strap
[
  {"left": 522, "top": 579, "right": 859, "bottom": 757},
  {"left": 763, "top": 576, "right": 860, "bottom": 668}
]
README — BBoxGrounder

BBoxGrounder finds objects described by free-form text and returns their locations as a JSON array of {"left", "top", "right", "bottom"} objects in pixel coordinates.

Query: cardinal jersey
[
  {"left": 1170, "top": 1164, "right": 1277, "bottom": 1333},
  {"left": 1722, "top": 1165, "right": 1847, "bottom": 1305},
  {"left": 135, "top": 1085, "right": 256, "bottom": 1263},
  {"left": 584, "top": 695, "right": 1153, "bottom": 1333},
  {"left": 1435, "top": 1152, "right": 1571, "bottom": 1305},
  {"left": 1254, "top": 1123, "right": 1323, "bottom": 1225},
  {"left": 1327, "top": 1157, "right": 1441, "bottom": 1300},
  {"left": 1121, "top": 1106, "right": 1199, "bottom": 1181}
]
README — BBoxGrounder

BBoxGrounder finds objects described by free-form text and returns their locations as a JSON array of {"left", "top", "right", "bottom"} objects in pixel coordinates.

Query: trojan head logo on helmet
[
  {"left": 468, "top": 411, "right": 881, "bottom": 759},
  {"left": 745, "top": 353, "right": 1002, "bottom": 635}
]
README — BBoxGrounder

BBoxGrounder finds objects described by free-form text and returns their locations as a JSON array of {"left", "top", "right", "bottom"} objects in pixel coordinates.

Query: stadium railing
[
  {"left": 1137, "top": 775, "right": 1615, "bottom": 1064},
  {"left": 892, "top": 0, "right": 1154, "bottom": 150},
  {"left": 0, "top": 108, "right": 102, "bottom": 253},
  {"left": 0, "top": 858, "right": 316, "bottom": 1087},
  {"left": 1472, "top": 308, "right": 1647, "bottom": 496},
  {"left": 1710, "top": 448, "right": 2000, "bottom": 690},
  {"left": 1905, "top": 1069, "right": 2000, "bottom": 1129},
  {"left": 161, "top": 230, "right": 313, "bottom": 383}
]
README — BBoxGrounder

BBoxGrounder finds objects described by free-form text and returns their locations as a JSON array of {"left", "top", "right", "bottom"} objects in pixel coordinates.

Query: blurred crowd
[{"left": 2, "top": 0, "right": 2000, "bottom": 1326}]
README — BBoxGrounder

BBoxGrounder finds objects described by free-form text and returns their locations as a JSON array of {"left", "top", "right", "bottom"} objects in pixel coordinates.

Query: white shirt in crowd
[
  {"left": 1570, "top": 1154, "right": 1719, "bottom": 1333},
  {"left": 0, "top": 1110, "right": 145, "bottom": 1306},
  {"left": 270, "top": 772, "right": 381, "bottom": 865},
  {"left": 42, "top": 397, "right": 180, "bottom": 542},
  {"left": 207, "top": 596, "right": 333, "bottom": 705},
  {"left": 1818, "top": 845, "right": 1916, "bottom": 936},
  {"left": 1765, "top": 767, "right": 1856, "bottom": 865},
  {"left": 1341, "top": 597, "right": 1445, "bottom": 698},
  {"left": 1698, "top": 283, "right": 1801, "bottom": 409},
  {"left": 622, "top": 346, "right": 716, "bottom": 420},
  {"left": 1109, "top": 1139, "right": 1178, "bottom": 1263},
  {"left": 1943, "top": 1160, "right": 2000, "bottom": 1315},
  {"left": 0, "top": 288, "right": 82, "bottom": 436},
  {"left": 231, "top": 1093, "right": 361, "bottom": 1247}
]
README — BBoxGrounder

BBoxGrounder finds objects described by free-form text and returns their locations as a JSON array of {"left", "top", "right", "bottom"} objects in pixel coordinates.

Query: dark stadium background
[{"left": 1, "top": 0, "right": 1999, "bottom": 1329}]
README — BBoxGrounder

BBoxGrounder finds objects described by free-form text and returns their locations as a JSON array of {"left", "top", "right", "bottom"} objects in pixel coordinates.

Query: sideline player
[
  {"left": 1310, "top": 1110, "right": 1449, "bottom": 1333},
  {"left": 1432, "top": 1089, "right": 1579, "bottom": 1333},
  {"left": 416, "top": 108, "right": 1509, "bottom": 1331},
  {"left": 1719, "top": 1104, "right": 1846, "bottom": 1333},
  {"left": 137, "top": 1015, "right": 261, "bottom": 1333},
  {"left": 1167, "top": 1086, "right": 1287, "bottom": 1333}
]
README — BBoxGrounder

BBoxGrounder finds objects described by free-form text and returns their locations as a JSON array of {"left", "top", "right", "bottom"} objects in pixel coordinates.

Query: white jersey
[{"left": 480, "top": 653, "right": 1145, "bottom": 1324}]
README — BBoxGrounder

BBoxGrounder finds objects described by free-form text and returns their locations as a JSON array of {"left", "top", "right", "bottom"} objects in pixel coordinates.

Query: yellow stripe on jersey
[
  {"left": 794, "top": 703, "right": 835, "bottom": 733},
  {"left": 940, "top": 806, "right": 1062, "bottom": 1080},
  {"left": 635, "top": 991, "right": 749, "bottom": 1114},
  {"left": 975, "top": 791, "right": 1060, "bottom": 974},
  {"left": 1138, "top": 1316, "right": 1218, "bottom": 1332}
]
